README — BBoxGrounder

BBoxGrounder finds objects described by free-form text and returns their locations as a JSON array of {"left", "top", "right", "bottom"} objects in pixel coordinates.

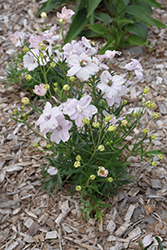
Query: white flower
[
  {"left": 47, "top": 166, "right": 58, "bottom": 175},
  {"left": 67, "top": 53, "right": 99, "bottom": 81},
  {"left": 142, "top": 234, "right": 153, "bottom": 247}
]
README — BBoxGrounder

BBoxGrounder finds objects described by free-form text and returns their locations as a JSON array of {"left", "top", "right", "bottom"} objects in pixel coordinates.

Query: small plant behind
[
  {"left": 7, "top": 8, "right": 165, "bottom": 221},
  {"left": 36, "top": 0, "right": 166, "bottom": 52}
]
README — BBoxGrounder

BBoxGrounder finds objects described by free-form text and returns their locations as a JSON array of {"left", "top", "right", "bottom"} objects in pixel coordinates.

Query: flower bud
[
  {"left": 50, "top": 62, "right": 56, "bottom": 68},
  {"left": 13, "top": 109, "right": 18, "bottom": 115},
  {"left": 153, "top": 112, "right": 159, "bottom": 119},
  {"left": 151, "top": 161, "right": 157, "bottom": 167},
  {"left": 98, "top": 145, "right": 105, "bottom": 151},
  {"left": 63, "top": 84, "right": 70, "bottom": 91},
  {"left": 44, "top": 84, "right": 50, "bottom": 90},
  {"left": 143, "top": 128, "right": 149, "bottom": 133},
  {"left": 40, "top": 44, "right": 46, "bottom": 51},
  {"left": 76, "top": 155, "right": 81, "bottom": 161},
  {"left": 151, "top": 135, "right": 156, "bottom": 140},
  {"left": 74, "top": 161, "right": 80, "bottom": 168},
  {"left": 158, "top": 154, "right": 163, "bottom": 160},
  {"left": 105, "top": 115, "right": 112, "bottom": 122},
  {"left": 90, "top": 175, "right": 96, "bottom": 180},
  {"left": 23, "top": 46, "right": 29, "bottom": 53},
  {"left": 82, "top": 118, "right": 89, "bottom": 125},
  {"left": 143, "top": 86, "right": 150, "bottom": 94},
  {"left": 121, "top": 119, "right": 128, "bottom": 126},
  {"left": 107, "top": 125, "right": 116, "bottom": 132},
  {"left": 25, "top": 74, "right": 32, "bottom": 80},
  {"left": 123, "top": 99, "right": 127, "bottom": 105},
  {"left": 40, "top": 12, "right": 47, "bottom": 18},
  {"left": 75, "top": 185, "right": 81, "bottom": 191},
  {"left": 21, "top": 97, "right": 29, "bottom": 105},
  {"left": 33, "top": 142, "right": 38, "bottom": 147},
  {"left": 69, "top": 76, "right": 75, "bottom": 82},
  {"left": 108, "top": 177, "right": 113, "bottom": 182},
  {"left": 93, "top": 122, "right": 100, "bottom": 128}
]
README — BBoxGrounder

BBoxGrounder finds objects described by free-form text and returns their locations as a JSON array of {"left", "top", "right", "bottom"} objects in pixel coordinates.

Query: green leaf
[
  {"left": 126, "top": 5, "right": 155, "bottom": 26},
  {"left": 143, "top": 0, "right": 162, "bottom": 8},
  {"left": 151, "top": 18, "right": 167, "bottom": 28},
  {"left": 155, "top": 237, "right": 163, "bottom": 250},
  {"left": 116, "top": 18, "right": 133, "bottom": 29},
  {"left": 36, "top": 0, "right": 71, "bottom": 16},
  {"left": 124, "top": 22, "right": 148, "bottom": 41},
  {"left": 127, "top": 34, "right": 148, "bottom": 45},
  {"left": 64, "top": 8, "right": 88, "bottom": 44},
  {"left": 86, "top": 0, "right": 103, "bottom": 18},
  {"left": 137, "top": 0, "right": 153, "bottom": 14},
  {"left": 89, "top": 23, "right": 109, "bottom": 36},
  {"left": 94, "top": 11, "right": 111, "bottom": 25}
]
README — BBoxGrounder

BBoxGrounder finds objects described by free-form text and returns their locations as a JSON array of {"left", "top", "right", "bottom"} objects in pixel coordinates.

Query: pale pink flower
[
  {"left": 97, "top": 50, "right": 122, "bottom": 61},
  {"left": 125, "top": 59, "right": 143, "bottom": 80},
  {"left": 63, "top": 95, "right": 97, "bottom": 127},
  {"left": 23, "top": 49, "right": 39, "bottom": 71},
  {"left": 51, "top": 114, "right": 72, "bottom": 144},
  {"left": 57, "top": 6, "right": 75, "bottom": 21},
  {"left": 142, "top": 235, "right": 153, "bottom": 247},
  {"left": 97, "top": 166, "right": 109, "bottom": 177},
  {"left": 67, "top": 53, "right": 99, "bottom": 81},
  {"left": 33, "top": 84, "right": 47, "bottom": 96},
  {"left": 36, "top": 102, "right": 61, "bottom": 135},
  {"left": 97, "top": 71, "right": 126, "bottom": 107},
  {"left": 9, "top": 31, "right": 25, "bottom": 47},
  {"left": 47, "top": 166, "right": 58, "bottom": 175}
]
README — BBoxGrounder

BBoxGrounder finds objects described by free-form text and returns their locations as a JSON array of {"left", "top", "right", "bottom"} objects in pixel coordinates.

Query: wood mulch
[{"left": 0, "top": 0, "right": 167, "bottom": 249}]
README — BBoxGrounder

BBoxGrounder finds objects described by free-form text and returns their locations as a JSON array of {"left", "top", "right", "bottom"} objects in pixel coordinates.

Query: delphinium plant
[{"left": 8, "top": 7, "right": 164, "bottom": 221}]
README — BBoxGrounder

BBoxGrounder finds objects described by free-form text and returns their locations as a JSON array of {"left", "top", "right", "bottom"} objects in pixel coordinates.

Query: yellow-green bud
[
  {"left": 143, "top": 86, "right": 150, "bottom": 94},
  {"left": 93, "top": 122, "right": 100, "bottom": 128},
  {"left": 13, "top": 109, "right": 18, "bottom": 115},
  {"left": 82, "top": 118, "right": 89, "bottom": 125},
  {"left": 107, "top": 125, "right": 116, "bottom": 132},
  {"left": 151, "top": 161, "right": 157, "bottom": 167},
  {"left": 54, "top": 87, "right": 58, "bottom": 91},
  {"left": 158, "top": 154, "right": 163, "bottom": 160},
  {"left": 50, "top": 62, "right": 56, "bottom": 68},
  {"left": 123, "top": 99, "right": 127, "bottom": 105},
  {"left": 133, "top": 112, "right": 140, "bottom": 118},
  {"left": 23, "top": 46, "right": 29, "bottom": 53},
  {"left": 46, "top": 144, "right": 51, "bottom": 148},
  {"left": 151, "top": 135, "right": 156, "bottom": 140},
  {"left": 90, "top": 175, "right": 96, "bottom": 180},
  {"left": 44, "top": 84, "right": 50, "bottom": 90},
  {"left": 63, "top": 84, "right": 70, "bottom": 91},
  {"left": 76, "top": 185, "right": 81, "bottom": 191},
  {"left": 21, "top": 97, "right": 29, "bottom": 105},
  {"left": 40, "top": 12, "right": 47, "bottom": 18},
  {"left": 105, "top": 115, "right": 112, "bottom": 122},
  {"left": 58, "top": 18, "right": 64, "bottom": 23},
  {"left": 53, "top": 82, "right": 58, "bottom": 87},
  {"left": 33, "top": 142, "right": 38, "bottom": 147},
  {"left": 21, "top": 105, "right": 25, "bottom": 110},
  {"left": 121, "top": 119, "right": 128, "bottom": 126},
  {"left": 76, "top": 155, "right": 81, "bottom": 161},
  {"left": 22, "top": 113, "right": 26, "bottom": 117},
  {"left": 108, "top": 177, "right": 113, "bottom": 182},
  {"left": 143, "top": 128, "right": 149, "bottom": 133},
  {"left": 145, "top": 101, "right": 156, "bottom": 109},
  {"left": 74, "top": 161, "right": 81, "bottom": 168},
  {"left": 25, "top": 74, "right": 32, "bottom": 80},
  {"left": 153, "top": 112, "right": 159, "bottom": 119},
  {"left": 69, "top": 76, "right": 75, "bottom": 82},
  {"left": 39, "top": 52, "right": 44, "bottom": 58},
  {"left": 98, "top": 145, "right": 105, "bottom": 152},
  {"left": 40, "top": 44, "right": 46, "bottom": 51}
]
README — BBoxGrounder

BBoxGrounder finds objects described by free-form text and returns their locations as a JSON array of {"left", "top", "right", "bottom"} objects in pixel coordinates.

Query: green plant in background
[{"left": 36, "top": 0, "right": 166, "bottom": 52}]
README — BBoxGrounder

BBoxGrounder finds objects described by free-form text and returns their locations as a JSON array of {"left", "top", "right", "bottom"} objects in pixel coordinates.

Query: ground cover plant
[
  {"left": 36, "top": 0, "right": 166, "bottom": 52},
  {"left": 6, "top": 7, "right": 165, "bottom": 223}
]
